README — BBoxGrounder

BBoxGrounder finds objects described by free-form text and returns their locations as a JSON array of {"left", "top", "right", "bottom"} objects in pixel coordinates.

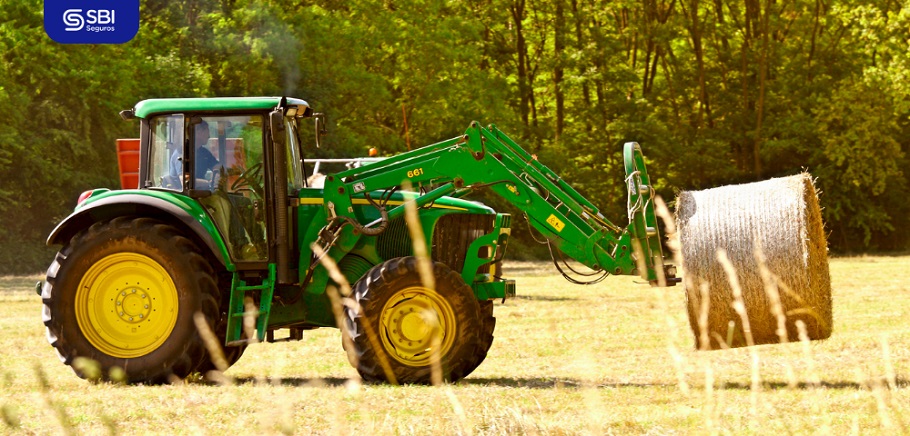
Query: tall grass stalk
[
  {"left": 716, "top": 249, "right": 762, "bottom": 429},
  {"left": 311, "top": 243, "right": 384, "bottom": 383},
  {"left": 653, "top": 197, "right": 690, "bottom": 396},
  {"left": 797, "top": 320, "right": 833, "bottom": 433},
  {"left": 754, "top": 246, "right": 800, "bottom": 389},
  {"left": 401, "top": 181, "right": 473, "bottom": 434},
  {"left": 401, "top": 180, "right": 434, "bottom": 291},
  {"left": 193, "top": 312, "right": 233, "bottom": 384}
]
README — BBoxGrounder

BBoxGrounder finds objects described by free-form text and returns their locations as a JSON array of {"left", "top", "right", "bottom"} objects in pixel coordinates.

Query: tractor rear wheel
[
  {"left": 194, "top": 274, "right": 247, "bottom": 376},
  {"left": 42, "top": 217, "right": 221, "bottom": 383},
  {"left": 345, "top": 257, "right": 483, "bottom": 384}
]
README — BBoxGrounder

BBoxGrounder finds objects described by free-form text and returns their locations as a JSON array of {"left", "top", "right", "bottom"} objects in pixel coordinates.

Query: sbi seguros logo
[{"left": 44, "top": 0, "right": 139, "bottom": 44}]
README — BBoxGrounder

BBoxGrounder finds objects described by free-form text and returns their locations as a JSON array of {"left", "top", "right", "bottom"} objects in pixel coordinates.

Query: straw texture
[{"left": 676, "top": 173, "right": 832, "bottom": 350}]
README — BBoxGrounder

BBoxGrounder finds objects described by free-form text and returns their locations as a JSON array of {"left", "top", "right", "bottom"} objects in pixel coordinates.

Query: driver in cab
[
  {"left": 189, "top": 118, "right": 259, "bottom": 260},
  {"left": 193, "top": 120, "right": 221, "bottom": 190},
  {"left": 167, "top": 119, "right": 221, "bottom": 190}
]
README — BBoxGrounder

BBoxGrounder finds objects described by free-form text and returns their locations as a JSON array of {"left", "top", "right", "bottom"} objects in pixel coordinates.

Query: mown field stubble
[{"left": 1, "top": 256, "right": 909, "bottom": 434}]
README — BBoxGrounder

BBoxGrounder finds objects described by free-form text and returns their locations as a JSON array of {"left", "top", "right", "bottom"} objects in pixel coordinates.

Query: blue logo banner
[{"left": 44, "top": 0, "right": 139, "bottom": 44}]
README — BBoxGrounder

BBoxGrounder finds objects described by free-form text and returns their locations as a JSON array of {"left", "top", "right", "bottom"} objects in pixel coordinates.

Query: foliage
[{"left": 1, "top": 0, "right": 909, "bottom": 272}]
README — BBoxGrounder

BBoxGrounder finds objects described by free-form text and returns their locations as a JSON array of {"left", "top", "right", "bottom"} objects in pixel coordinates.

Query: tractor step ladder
[{"left": 225, "top": 264, "right": 276, "bottom": 346}]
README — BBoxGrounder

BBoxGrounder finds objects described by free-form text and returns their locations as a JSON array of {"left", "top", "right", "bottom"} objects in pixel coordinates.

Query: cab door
[{"left": 191, "top": 115, "right": 269, "bottom": 263}]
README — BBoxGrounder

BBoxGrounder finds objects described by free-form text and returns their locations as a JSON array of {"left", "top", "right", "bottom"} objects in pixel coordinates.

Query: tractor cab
[
  {"left": 127, "top": 97, "right": 312, "bottom": 265},
  {"left": 52, "top": 97, "right": 317, "bottom": 285}
]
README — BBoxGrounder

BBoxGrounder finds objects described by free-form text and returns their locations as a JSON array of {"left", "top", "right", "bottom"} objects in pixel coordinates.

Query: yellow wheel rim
[
  {"left": 379, "top": 286, "right": 457, "bottom": 367},
  {"left": 75, "top": 253, "right": 179, "bottom": 358}
]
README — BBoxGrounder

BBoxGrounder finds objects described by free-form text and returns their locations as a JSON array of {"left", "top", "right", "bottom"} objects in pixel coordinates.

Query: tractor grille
[
  {"left": 431, "top": 214, "right": 495, "bottom": 275},
  {"left": 376, "top": 213, "right": 497, "bottom": 276},
  {"left": 376, "top": 217, "right": 413, "bottom": 261}
]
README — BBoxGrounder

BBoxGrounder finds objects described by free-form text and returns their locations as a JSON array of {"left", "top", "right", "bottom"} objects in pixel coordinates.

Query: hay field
[{"left": 1, "top": 256, "right": 909, "bottom": 434}]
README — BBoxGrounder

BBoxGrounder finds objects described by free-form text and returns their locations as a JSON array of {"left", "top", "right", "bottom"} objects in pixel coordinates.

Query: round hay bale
[{"left": 676, "top": 173, "right": 831, "bottom": 350}]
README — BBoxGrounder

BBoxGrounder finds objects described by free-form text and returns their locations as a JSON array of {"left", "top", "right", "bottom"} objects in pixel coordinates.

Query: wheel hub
[
  {"left": 75, "top": 253, "right": 179, "bottom": 359},
  {"left": 380, "top": 286, "right": 456, "bottom": 366},
  {"left": 115, "top": 288, "right": 151, "bottom": 323},
  {"left": 399, "top": 311, "right": 431, "bottom": 341}
]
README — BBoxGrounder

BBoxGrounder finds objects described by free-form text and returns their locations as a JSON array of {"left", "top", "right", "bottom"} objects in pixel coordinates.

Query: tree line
[{"left": 1, "top": 0, "right": 908, "bottom": 273}]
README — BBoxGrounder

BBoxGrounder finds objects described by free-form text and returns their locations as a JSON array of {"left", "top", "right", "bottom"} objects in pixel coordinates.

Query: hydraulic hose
[{"left": 340, "top": 206, "right": 389, "bottom": 236}]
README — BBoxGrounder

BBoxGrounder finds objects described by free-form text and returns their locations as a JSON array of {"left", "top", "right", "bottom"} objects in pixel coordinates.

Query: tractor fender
[{"left": 46, "top": 192, "right": 233, "bottom": 270}]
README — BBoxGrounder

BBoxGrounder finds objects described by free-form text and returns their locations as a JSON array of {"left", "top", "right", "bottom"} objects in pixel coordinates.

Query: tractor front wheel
[
  {"left": 345, "top": 257, "right": 483, "bottom": 384},
  {"left": 42, "top": 217, "right": 221, "bottom": 383},
  {"left": 459, "top": 300, "right": 495, "bottom": 378}
]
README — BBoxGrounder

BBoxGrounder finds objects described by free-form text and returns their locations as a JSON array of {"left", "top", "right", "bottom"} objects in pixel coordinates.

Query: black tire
[
  {"left": 459, "top": 300, "right": 495, "bottom": 378},
  {"left": 42, "top": 217, "right": 221, "bottom": 383},
  {"left": 345, "top": 257, "right": 483, "bottom": 384},
  {"left": 194, "top": 271, "right": 247, "bottom": 375}
]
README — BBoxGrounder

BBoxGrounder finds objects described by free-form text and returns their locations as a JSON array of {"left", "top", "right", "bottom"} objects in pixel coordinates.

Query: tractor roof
[{"left": 131, "top": 97, "right": 310, "bottom": 119}]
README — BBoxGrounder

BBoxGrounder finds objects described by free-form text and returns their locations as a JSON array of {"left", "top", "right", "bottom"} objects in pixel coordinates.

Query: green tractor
[{"left": 40, "top": 97, "right": 673, "bottom": 384}]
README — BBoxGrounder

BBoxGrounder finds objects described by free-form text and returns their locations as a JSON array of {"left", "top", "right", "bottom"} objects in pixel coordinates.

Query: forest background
[{"left": 0, "top": 0, "right": 908, "bottom": 274}]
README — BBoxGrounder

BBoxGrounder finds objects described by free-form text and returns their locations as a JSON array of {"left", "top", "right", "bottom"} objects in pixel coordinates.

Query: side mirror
[
  {"left": 270, "top": 109, "right": 286, "bottom": 147},
  {"left": 313, "top": 113, "right": 327, "bottom": 148}
]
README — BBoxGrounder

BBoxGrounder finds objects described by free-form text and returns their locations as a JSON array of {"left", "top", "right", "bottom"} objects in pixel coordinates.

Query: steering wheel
[{"left": 230, "top": 162, "right": 264, "bottom": 198}]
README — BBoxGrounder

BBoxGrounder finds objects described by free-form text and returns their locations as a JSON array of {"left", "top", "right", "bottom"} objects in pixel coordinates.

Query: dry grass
[{"left": 2, "top": 256, "right": 909, "bottom": 434}]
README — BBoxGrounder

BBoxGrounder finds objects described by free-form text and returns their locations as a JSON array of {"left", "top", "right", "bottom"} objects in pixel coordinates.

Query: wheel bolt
[
  {"left": 132, "top": 289, "right": 136, "bottom": 293},
  {"left": 144, "top": 305, "right": 148, "bottom": 309},
  {"left": 129, "top": 317, "right": 134, "bottom": 321},
  {"left": 119, "top": 312, "right": 124, "bottom": 316}
]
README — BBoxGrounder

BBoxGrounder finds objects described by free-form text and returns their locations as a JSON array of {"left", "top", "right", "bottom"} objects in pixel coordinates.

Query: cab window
[{"left": 147, "top": 114, "right": 184, "bottom": 190}]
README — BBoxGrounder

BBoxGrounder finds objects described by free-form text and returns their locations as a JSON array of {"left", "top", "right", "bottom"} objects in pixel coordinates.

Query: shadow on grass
[
  {"left": 512, "top": 295, "right": 580, "bottom": 302},
  {"left": 228, "top": 376, "right": 592, "bottom": 388},
  {"left": 223, "top": 376, "right": 351, "bottom": 387},
  {"left": 203, "top": 375, "right": 910, "bottom": 390},
  {"left": 459, "top": 377, "right": 649, "bottom": 389},
  {"left": 228, "top": 376, "right": 670, "bottom": 389},
  {"left": 216, "top": 376, "right": 596, "bottom": 388},
  {"left": 719, "top": 378, "right": 910, "bottom": 390},
  {"left": 464, "top": 377, "right": 910, "bottom": 390}
]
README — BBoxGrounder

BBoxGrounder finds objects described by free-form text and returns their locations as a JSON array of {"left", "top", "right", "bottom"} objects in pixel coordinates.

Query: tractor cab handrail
[{"left": 303, "top": 157, "right": 385, "bottom": 174}]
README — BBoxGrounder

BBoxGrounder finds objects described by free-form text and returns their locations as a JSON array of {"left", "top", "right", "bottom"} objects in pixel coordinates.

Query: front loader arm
[{"left": 321, "top": 122, "right": 671, "bottom": 284}]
